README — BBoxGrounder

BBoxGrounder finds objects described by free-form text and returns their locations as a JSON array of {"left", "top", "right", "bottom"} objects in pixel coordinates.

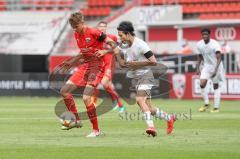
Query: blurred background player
[
  {"left": 91, "top": 21, "right": 125, "bottom": 113},
  {"left": 106, "top": 21, "right": 176, "bottom": 137},
  {"left": 59, "top": 12, "right": 115, "bottom": 137},
  {"left": 196, "top": 28, "right": 225, "bottom": 113},
  {"left": 176, "top": 39, "right": 193, "bottom": 55}
]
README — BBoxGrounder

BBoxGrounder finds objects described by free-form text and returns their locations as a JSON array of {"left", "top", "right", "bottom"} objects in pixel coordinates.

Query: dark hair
[
  {"left": 201, "top": 28, "right": 211, "bottom": 34},
  {"left": 117, "top": 21, "right": 135, "bottom": 36},
  {"left": 98, "top": 21, "right": 108, "bottom": 26}
]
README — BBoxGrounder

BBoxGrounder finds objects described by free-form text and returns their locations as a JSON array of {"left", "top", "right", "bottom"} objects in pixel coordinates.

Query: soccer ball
[
  {"left": 59, "top": 111, "right": 76, "bottom": 127},
  {"left": 60, "top": 119, "right": 73, "bottom": 127}
]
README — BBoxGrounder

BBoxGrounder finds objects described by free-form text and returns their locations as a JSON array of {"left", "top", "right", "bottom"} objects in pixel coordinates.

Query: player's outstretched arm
[
  {"left": 61, "top": 54, "right": 83, "bottom": 72},
  {"left": 64, "top": 53, "right": 83, "bottom": 66}
]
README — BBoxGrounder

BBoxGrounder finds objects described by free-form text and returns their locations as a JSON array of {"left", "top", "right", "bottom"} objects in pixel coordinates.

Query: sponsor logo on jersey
[{"left": 86, "top": 38, "right": 91, "bottom": 43}]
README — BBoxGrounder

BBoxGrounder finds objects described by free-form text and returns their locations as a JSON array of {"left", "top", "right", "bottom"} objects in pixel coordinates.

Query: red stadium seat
[
  {"left": 108, "top": 0, "right": 115, "bottom": 7},
  {"left": 116, "top": 0, "right": 125, "bottom": 6},
  {"left": 21, "top": 0, "right": 32, "bottom": 5},
  {"left": 199, "top": 12, "right": 240, "bottom": 20},
  {"left": 34, "top": 0, "right": 43, "bottom": 10},
  {"left": 0, "top": 0, "right": 7, "bottom": 11},
  {"left": 43, "top": 0, "right": 57, "bottom": 10},
  {"left": 58, "top": 0, "right": 74, "bottom": 10},
  {"left": 141, "top": 0, "right": 150, "bottom": 5},
  {"left": 87, "top": 0, "right": 125, "bottom": 7},
  {"left": 81, "top": 7, "right": 111, "bottom": 17}
]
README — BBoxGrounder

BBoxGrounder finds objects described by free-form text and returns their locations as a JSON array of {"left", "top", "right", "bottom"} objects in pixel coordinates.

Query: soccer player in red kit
[
  {"left": 92, "top": 21, "right": 125, "bottom": 113},
  {"left": 59, "top": 12, "right": 115, "bottom": 137}
]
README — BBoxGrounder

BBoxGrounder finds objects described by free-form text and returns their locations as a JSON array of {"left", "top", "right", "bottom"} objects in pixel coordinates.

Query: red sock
[
  {"left": 103, "top": 84, "right": 123, "bottom": 107},
  {"left": 117, "top": 100, "right": 123, "bottom": 107},
  {"left": 86, "top": 103, "right": 99, "bottom": 131},
  {"left": 63, "top": 94, "right": 80, "bottom": 120},
  {"left": 103, "top": 84, "right": 120, "bottom": 103}
]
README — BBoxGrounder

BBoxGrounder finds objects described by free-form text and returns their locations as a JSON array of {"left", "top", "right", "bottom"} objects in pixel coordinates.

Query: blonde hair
[{"left": 69, "top": 12, "right": 84, "bottom": 27}]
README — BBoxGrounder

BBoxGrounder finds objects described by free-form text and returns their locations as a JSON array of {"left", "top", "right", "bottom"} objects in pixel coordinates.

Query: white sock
[
  {"left": 143, "top": 111, "right": 154, "bottom": 127},
  {"left": 201, "top": 87, "right": 209, "bottom": 105},
  {"left": 214, "top": 88, "right": 221, "bottom": 109},
  {"left": 155, "top": 108, "right": 171, "bottom": 121}
]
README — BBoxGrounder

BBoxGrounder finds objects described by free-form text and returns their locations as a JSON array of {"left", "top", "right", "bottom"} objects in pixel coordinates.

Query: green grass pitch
[{"left": 0, "top": 97, "right": 239, "bottom": 159}]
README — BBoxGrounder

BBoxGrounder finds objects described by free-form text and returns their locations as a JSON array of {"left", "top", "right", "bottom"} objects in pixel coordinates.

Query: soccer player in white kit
[
  {"left": 113, "top": 21, "right": 176, "bottom": 137},
  {"left": 196, "top": 28, "right": 225, "bottom": 113}
]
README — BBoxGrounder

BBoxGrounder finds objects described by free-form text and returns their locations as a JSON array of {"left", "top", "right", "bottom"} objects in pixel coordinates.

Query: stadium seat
[
  {"left": 19, "top": 0, "right": 74, "bottom": 11},
  {"left": 58, "top": 0, "right": 71, "bottom": 10},
  {"left": 81, "top": 7, "right": 111, "bottom": 17},
  {"left": 199, "top": 12, "right": 240, "bottom": 20},
  {"left": 0, "top": 0, "right": 7, "bottom": 11},
  {"left": 21, "top": 0, "right": 32, "bottom": 5},
  {"left": 87, "top": 0, "right": 125, "bottom": 7},
  {"left": 138, "top": 0, "right": 240, "bottom": 20},
  {"left": 116, "top": 0, "right": 125, "bottom": 6},
  {"left": 45, "top": 0, "right": 56, "bottom": 8}
]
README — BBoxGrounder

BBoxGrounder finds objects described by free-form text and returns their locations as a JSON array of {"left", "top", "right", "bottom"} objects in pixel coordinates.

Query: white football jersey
[
  {"left": 121, "top": 37, "right": 152, "bottom": 78},
  {"left": 197, "top": 39, "right": 221, "bottom": 68}
]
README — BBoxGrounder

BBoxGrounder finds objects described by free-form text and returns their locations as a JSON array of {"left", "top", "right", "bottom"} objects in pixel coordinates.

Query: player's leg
[
  {"left": 210, "top": 83, "right": 221, "bottom": 112},
  {"left": 59, "top": 66, "right": 88, "bottom": 130},
  {"left": 60, "top": 81, "right": 78, "bottom": 117},
  {"left": 60, "top": 81, "right": 82, "bottom": 130},
  {"left": 91, "top": 87, "right": 99, "bottom": 105},
  {"left": 146, "top": 99, "right": 171, "bottom": 121},
  {"left": 101, "top": 76, "right": 125, "bottom": 112},
  {"left": 136, "top": 90, "right": 156, "bottom": 137},
  {"left": 83, "top": 84, "right": 101, "bottom": 137},
  {"left": 146, "top": 99, "right": 176, "bottom": 134},
  {"left": 199, "top": 67, "right": 210, "bottom": 112},
  {"left": 211, "top": 66, "right": 224, "bottom": 113},
  {"left": 102, "top": 54, "right": 124, "bottom": 111}
]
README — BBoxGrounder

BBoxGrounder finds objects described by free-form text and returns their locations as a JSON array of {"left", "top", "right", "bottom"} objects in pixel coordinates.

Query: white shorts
[
  {"left": 200, "top": 64, "right": 225, "bottom": 84},
  {"left": 133, "top": 71, "right": 155, "bottom": 98}
]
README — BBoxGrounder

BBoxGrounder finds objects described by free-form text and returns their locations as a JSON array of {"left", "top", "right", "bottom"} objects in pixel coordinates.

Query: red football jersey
[
  {"left": 107, "top": 34, "right": 117, "bottom": 43},
  {"left": 103, "top": 34, "right": 117, "bottom": 60},
  {"left": 102, "top": 34, "right": 117, "bottom": 79},
  {"left": 74, "top": 27, "right": 104, "bottom": 62}
]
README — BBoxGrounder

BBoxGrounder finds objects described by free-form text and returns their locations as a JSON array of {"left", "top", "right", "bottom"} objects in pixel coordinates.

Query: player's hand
[
  {"left": 95, "top": 50, "right": 107, "bottom": 57},
  {"left": 119, "top": 61, "right": 128, "bottom": 68}
]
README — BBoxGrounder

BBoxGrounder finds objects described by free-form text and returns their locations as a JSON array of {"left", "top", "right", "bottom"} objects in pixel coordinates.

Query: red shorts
[
  {"left": 69, "top": 61, "right": 104, "bottom": 87},
  {"left": 103, "top": 53, "right": 115, "bottom": 80}
]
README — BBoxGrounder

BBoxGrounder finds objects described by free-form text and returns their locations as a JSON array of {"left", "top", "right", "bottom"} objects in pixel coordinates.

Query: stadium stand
[
  {"left": 140, "top": 0, "right": 240, "bottom": 20},
  {"left": 55, "top": 0, "right": 129, "bottom": 54},
  {"left": 81, "top": 7, "right": 112, "bottom": 17},
  {"left": 0, "top": 0, "right": 7, "bottom": 11},
  {"left": 53, "top": 0, "right": 240, "bottom": 55},
  {"left": 87, "top": 0, "right": 125, "bottom": 7},
  {"left": 0, "top": 0, "right": 75, "bottom": 11},
  {"left": 80, "top": 0, "right": 125, "bottom": 18}
]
